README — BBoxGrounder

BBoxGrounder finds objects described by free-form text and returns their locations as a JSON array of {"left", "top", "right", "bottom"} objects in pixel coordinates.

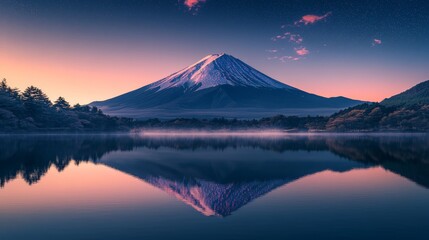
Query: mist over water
[
  {"left": 138, "top": 129, "right": 294, "bottom": 137},
  {"left": 137, "top": 129, "right": 427, "bottom": 137}
]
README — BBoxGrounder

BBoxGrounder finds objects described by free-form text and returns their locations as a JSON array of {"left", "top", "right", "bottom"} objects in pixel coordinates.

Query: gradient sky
[{"left": 1, "top": 0, "right": 428, "bottom": 104}]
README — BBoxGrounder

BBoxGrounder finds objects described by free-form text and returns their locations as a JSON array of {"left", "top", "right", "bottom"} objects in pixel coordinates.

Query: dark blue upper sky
[{"left": 1, "top": 0, "right": 428, "bottom": 103}]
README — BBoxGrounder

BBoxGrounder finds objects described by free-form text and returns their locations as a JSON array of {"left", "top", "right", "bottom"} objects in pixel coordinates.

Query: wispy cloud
[
  {"left": 272, "top": 35, "right": 286, "bottom": 41},
  {"left": 272, "top": 32, "right": 303, "bottom": 44},
  {"left": 267, "top": 56, "right": 278, "bottom": 60},
  {"left": 286, "top": 33, "right": 303, "bottom": 44},
  {"left": 295, "top": 47, "right": 309, "bottom": 56},
  {"left": 266, "top": 49, "right": 278, "bottom": 53},
  {"left": 372, "top": 38, "right": 382, "bottom": 46},
  {"left": 295, "top": 12, "right": 331, "bottom": 26},
  {"left": 279, "top": 56, "right": 301, "bottom": 62},
  {"left": 268, "top": 54, "right": 306, "bottom": 63}
]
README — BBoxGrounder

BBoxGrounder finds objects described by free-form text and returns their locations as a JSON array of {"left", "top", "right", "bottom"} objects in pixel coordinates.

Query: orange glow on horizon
[{"left": 0, "top": 29, "right": 424, "bottom": 105}]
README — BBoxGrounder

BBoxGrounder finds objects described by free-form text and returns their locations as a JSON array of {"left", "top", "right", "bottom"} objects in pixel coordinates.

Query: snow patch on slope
[{"left": 147, "top": 53, "right": 293, "bottom": 92}]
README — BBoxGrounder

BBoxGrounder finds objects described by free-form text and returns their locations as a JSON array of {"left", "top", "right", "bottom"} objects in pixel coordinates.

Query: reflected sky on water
[{"left": 1, "top": 134, "right": 429, "bottom": 240}]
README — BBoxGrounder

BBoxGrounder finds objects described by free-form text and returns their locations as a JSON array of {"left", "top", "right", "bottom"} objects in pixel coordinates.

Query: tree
[
  {"left": 74, "top": 104, "right": 90, "bottom": 112},
  {"left": 53, "top": 97, "right": 71, "bottom": 110},
  {"left": 91, "top": 106, "right": 98, "bottom": 113},
  {"left": 21, "top": 86, "right": 53, "bottom": 127},
  {"left": 90, "top": 106, "right": 103, "bottom": 115},
  {"left": 0, "top": 78, "right": 20, "bottom": 98},
  {"left": 0, "top": 78, "right": 24, "bottom": 117},
  {"left": 0, "top": 78, "right": 7, "bottom": 90},
  {"left": 22, "top": 86, "right": 52, "bottom": 107}
]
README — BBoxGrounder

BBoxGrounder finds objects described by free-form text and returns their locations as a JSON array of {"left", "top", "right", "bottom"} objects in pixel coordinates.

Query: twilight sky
[{"left": 1, "top": 0, "right": 428, "bottom": 104}]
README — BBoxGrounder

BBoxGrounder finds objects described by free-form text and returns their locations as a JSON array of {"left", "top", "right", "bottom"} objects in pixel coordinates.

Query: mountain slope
[
  {"left": 381, "top": 80, "right": 429, "bottom": 106},
  {"left": 91, "top": 54, "right": 363, "bottom": 118},
  {"left": 146, "top": 53, "right": 290, "bottom": 91}
]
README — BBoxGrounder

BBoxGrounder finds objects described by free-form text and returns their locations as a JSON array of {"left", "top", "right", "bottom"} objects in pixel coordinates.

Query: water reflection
[{"left": 1, "top": 134, "right": 429, "bottom": 216}]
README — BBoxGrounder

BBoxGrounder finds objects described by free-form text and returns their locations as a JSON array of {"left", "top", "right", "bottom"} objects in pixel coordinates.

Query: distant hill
[
  {"left": 324, "top": 80, "right": 429, "bottom": 132},
  {"left": 325, "top": 103, "right": 429, "bottom": 132},
  {"left": 91, "top": 53, "right": 363, "bottom": 119},
  {"left": 381, "top": 80, "right": 429, "bottom": 106}
]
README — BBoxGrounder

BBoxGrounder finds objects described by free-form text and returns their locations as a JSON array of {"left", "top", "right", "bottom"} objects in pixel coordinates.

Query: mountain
[
  {"left": 381, "top": 80, "right": 429, "bottom": 106},
  {"left": 91, "top": 53, "right": 363, "bottom": 119}
]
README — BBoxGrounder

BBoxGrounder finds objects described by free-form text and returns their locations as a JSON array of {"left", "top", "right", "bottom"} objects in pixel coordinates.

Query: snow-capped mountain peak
[
  {"left": 91, "top": 53, "right": 363, "bottom": 118},
  {"left": 147, "top": 53, "right": 293, "bottom": 91}
]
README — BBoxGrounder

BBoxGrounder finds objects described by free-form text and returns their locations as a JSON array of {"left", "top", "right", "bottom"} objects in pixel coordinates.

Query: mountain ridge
[{"left": 381, "top": 80, "right": 429, "bottom": 106}]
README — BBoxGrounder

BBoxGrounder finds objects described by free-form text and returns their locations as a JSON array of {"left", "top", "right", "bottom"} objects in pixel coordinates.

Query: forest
[
  {"left": 1, "top": 79, "right": 428, "bottom": 132},
  {"left": 0, "top": 79, "right": 134, "bottom": 132}
]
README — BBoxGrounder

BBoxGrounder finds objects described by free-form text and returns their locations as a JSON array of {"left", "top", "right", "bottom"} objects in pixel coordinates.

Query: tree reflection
[{"left": 0, "top": 134, "right": 428, "bottom": 191}]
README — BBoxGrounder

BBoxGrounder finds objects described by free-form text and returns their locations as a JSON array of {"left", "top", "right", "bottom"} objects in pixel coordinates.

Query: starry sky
[{"left": 1, "top": 0, "right": 428, "bottom": 104}]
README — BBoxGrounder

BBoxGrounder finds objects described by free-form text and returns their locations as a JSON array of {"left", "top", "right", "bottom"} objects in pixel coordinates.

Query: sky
[{"left": 0, "top": 0, "right": 428, "bottom": 104}]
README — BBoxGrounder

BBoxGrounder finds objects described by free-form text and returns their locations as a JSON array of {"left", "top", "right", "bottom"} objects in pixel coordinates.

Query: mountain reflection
[{"left": 1, "top": 134, "right": 429, "bottom": 216}]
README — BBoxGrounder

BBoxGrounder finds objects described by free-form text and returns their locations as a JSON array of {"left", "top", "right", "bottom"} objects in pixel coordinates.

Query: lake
[{"left": 1, "top": 133, "right": 429, "bottom": 240}]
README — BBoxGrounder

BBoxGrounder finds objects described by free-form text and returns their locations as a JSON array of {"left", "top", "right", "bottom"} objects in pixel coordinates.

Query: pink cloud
[
  {"left": 183, "top": 0, "right": 206, "bottom": 10},
  {"left": 372, "top": 38, "right": 382, "bottom": 46},
  {"left": 296, "top": 12, "right": 331, "bottom": 25},
  {"left": 267, "top": 56, "right": 278, "bottom": 60},
  {"left": 295, "top": 47, "right": 309, "bottom": 56}
]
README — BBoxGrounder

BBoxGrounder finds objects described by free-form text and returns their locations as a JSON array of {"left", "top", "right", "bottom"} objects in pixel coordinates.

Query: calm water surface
[{"left": 1, "top": 134, "right": 429, "bottom": 240}]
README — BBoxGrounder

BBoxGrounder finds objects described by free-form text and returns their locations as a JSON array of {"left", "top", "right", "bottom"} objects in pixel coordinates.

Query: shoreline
[{"left": 0, "top": 130, "right": 428, "bottom": 137}]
